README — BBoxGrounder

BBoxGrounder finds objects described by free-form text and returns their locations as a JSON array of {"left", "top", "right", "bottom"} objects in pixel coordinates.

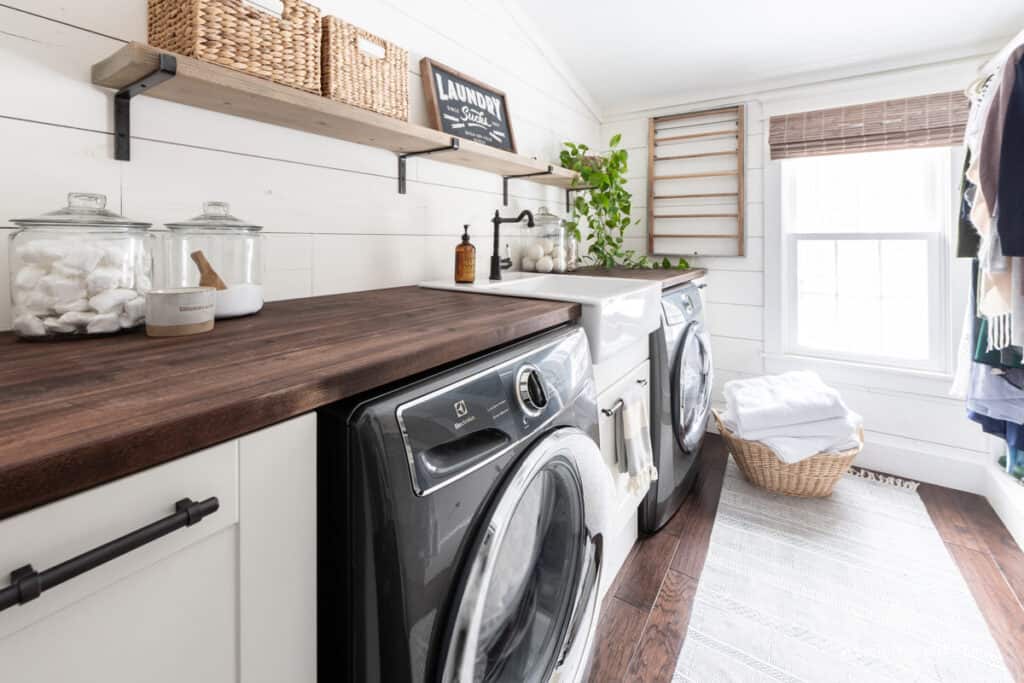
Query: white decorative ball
[
  {"left": 535, "top": 256, "right": 554, "bottom": 273},
  {"left": 550, "top": 246, "right": 566, "bottom": 262},
  {"left": 538, "top": 239, "right": 554, "bottom": 255},
  {"left": 553, "top": 257, "right": 567, "bottom": 273},
  {"left": 526, "top": 244, "right": 545, "bottom": 261},
  {"left": 521, "top": 257, "right": 537, "bottom": 271}
]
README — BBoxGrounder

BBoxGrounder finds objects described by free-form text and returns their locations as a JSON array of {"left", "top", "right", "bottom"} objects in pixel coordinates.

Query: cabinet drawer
[{"left": 0, "top": 440, "right": 238, "bottom": 637}]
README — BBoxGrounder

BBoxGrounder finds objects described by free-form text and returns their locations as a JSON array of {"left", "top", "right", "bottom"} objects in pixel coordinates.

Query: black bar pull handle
[{"left": 0, "top": 496, "right": 219, "bottom": 613}]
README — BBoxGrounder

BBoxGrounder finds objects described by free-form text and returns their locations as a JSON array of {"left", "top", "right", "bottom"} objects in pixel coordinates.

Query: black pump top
[{"left": 461, "top": 224, "right": 471, "bottom": 243}]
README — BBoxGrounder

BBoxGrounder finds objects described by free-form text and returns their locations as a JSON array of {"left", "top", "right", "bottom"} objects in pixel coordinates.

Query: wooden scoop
[{"left": 190, "top": 250, "right": 228, "bottom": 291}]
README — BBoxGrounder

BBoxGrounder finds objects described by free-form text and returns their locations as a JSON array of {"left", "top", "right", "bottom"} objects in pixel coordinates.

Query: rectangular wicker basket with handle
[
  {"left": 148, "top": 0, "right": 322, "bottom": 93},
  {"left": 712, "top": 410, "right": 861, "bottom": 497},
  {"left": 321, "top": 16, "right": 409, "bottom": 120}
]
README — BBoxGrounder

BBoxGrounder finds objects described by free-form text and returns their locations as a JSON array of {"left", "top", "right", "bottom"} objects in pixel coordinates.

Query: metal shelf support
[
  {"left": 397, "top": 138, "right": 460, "bottom": 194},
  {"left": 501, "top": 165, "right": 553, "bottom": 206},
  {"left": 565, "top": 186, "right": 595, "bottom": 213},
  {"left": 113, "top": 53, "right": 177, "bottom": 161}
]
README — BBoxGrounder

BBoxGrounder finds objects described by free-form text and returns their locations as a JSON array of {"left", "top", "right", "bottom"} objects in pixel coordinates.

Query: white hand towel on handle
[{"left": 621, "top": 386, "right": 658, "bottom": 495}]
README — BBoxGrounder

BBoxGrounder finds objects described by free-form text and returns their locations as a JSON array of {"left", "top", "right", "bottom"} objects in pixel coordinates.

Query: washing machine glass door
[
  {"left": 671, "top": 321, "right": 713, "bottom": 453},
  {"left": 441, "top": 429, "right": 601, "bottom": 683}
]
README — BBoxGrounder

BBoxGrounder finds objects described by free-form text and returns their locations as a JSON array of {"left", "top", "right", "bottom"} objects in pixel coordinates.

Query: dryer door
[
  {"left": 671, "top": 321, "right": 714, "bottom": 453},
  {"left": 439, "top": 428, "right": 609, "bottom": 683}
]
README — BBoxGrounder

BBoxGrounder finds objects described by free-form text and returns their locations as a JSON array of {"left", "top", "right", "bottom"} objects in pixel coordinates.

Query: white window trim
[{"left": 764, "top": 145, "right": 970, "bottom": 395}]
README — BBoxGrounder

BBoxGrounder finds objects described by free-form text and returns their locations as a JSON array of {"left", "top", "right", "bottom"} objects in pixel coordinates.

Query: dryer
[
  {"left": 317, "top": 325, "right": 614, "bottom": 683},
  {"left": 640, "top": 280, "right": 713, "bottom": 535}
]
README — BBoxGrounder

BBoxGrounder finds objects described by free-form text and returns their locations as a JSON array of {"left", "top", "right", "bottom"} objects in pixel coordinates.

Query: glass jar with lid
[
  {"left": 520, "top": 206, "right": 569, "bottom": 273},
  {"left": 8, "top": 192, "right": 152, "bottom": 339},
  {"left": 163, "top": 202, "right": 264, "bottom": 318}
]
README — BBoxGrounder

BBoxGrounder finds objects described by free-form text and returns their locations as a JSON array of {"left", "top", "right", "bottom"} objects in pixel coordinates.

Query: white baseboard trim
[{"left": 985, "top": 462, "right": 1024, "bottom": 550}]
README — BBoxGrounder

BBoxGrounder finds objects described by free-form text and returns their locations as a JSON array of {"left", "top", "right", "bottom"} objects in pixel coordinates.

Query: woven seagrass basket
[
  {"left": 148, "top": 0, "right": 322, "bottom": 93},
  {"left": 321, "top": 16, "right": 408, "bottom": 120},
  {"left": 712, "top": 410, "right": 861, "bottom": 497}
]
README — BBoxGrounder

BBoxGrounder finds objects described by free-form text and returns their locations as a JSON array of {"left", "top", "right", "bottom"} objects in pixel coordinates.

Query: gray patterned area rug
[{"left": 673, "top": 460, "right": 1011, "bottom": 682}]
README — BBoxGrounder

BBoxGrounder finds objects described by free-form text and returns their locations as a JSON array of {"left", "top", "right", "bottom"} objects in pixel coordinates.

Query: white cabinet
[
  {"left": 239, "top": 413, "right": 317, "bottom": 683},
  {"left": 0, "top": 413, "right": 317, "bottom": 683},
  {"left": 592, "top": 344, "right": 652, "bottom": 600}
]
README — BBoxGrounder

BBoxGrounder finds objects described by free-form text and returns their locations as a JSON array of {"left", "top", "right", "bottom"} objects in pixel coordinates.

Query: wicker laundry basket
[
  {"left": 712, "top": 410, "right": 861, "bottom": 497},
  {"left": 148, "top": 0, "right": 322, "bottom": 93},
  {"left": 321, "top": 16, "right": 408, "bottom": 120}
]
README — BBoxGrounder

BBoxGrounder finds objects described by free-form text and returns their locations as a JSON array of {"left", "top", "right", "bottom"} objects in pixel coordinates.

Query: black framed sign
[{"left": 420, "top": 58, "right": 516, "bottom": 153}]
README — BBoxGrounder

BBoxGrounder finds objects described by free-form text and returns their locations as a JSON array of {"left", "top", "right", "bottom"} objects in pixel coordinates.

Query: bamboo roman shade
[{"left": 769, "top": 91, "right": 969, "bottom": 160}]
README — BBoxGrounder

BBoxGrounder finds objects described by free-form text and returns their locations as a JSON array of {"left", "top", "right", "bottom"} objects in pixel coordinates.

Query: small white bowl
[{"left": 146, "top": 287, "right": 216, "bottom": 337}]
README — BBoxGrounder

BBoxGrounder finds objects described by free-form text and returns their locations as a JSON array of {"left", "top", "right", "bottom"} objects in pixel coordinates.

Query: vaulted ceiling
[{"left": 517, "top": 0, "right": 1024, "bottom": 114}]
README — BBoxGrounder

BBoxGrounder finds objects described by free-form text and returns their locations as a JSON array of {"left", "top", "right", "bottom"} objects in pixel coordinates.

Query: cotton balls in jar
[
  {"left": 521, "top": 257, "right": 537, "bottom": 272},
  {"left": 535, "top": 256, "right": 554, "bottom": 273},
  {"left": 525, "top": 244, "right": 545, "bottom": 261}
]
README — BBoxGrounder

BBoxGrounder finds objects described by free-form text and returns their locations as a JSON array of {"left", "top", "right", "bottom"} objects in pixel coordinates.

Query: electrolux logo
[{"left": 453, "top": 400, "right": 468, "bottom": 418}]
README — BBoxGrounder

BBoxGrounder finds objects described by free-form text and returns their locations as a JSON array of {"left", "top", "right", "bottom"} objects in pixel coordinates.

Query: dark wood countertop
[
  {"left": 568, "top": 266, "right": 707, "bottom": 290},
  {"left": 0, "top": 287, "right": 580, "bottom": 520}
]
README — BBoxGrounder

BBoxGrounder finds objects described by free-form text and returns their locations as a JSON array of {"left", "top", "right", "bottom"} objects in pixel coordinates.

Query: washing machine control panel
[
  {"left": 515, "top": 364, "right": 548, "bottom": 416},
  {"left": 396, "top": 331, "right": 586, "bottom": 495}
]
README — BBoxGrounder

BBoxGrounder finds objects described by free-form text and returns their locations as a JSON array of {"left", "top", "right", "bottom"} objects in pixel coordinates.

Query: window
[{"left": 781, "top": 147, "right": 955, "bottom": 370}]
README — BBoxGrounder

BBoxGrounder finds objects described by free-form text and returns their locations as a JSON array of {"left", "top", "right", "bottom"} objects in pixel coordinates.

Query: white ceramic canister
[
  {"left": 163, "top": 202, "right": 264, "bottom": 319},
  {"left": 145, "top": 287, "right": 216, "bottom": 337}
]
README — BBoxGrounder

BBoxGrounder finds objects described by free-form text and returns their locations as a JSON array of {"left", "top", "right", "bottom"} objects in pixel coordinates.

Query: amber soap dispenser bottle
[{"left": 454, "top": 224, "right": 476, "bottom": 283}]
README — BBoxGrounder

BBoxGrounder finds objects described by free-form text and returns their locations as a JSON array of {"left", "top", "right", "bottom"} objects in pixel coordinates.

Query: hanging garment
[
  {"left": 980, "top": 44, "right": 1024, "bottom": 252},
  {"left": 998, "top": 53, "right": 1024, "bottom": 255},
  {"left": 957, "top": 150, "right": 981, "bottom": 258},
  {"left": 968, "top": 410, "right": 1024, "bottom": 451}
]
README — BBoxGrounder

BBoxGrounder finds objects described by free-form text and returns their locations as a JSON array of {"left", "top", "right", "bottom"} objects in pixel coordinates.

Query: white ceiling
[{"left": 516, "top": 0, "right": 1024, "bottom": 114}]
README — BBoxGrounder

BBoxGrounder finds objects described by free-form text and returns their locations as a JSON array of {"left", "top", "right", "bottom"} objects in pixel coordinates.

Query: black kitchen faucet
[{"left": 490, "top": 209, "right": 534, "bottom": 281}]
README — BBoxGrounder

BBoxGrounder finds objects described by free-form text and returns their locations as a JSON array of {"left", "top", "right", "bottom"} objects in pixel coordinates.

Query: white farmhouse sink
[{"left": 420, "top": 274, "right": 661, "bottom": 363}]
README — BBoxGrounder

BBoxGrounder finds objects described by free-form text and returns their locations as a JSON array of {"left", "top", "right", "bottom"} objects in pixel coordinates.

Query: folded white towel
[
  {"left": 621, "top": 386, "right": 658, "bottom": 494},
  {"left": 722, "top": 409, "right": 863, "bottom": 464},
  {"left": 724, "top": 371, "right": 848, "bottom": 435}
]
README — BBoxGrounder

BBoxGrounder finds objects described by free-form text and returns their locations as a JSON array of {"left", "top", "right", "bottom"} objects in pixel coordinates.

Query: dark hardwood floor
[{"left": 588, "top": 435, "right": 1024, "bottom": 682}]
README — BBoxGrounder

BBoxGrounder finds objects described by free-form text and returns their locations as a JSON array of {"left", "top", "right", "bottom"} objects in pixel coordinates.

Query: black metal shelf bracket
[
  {"left": 565, "top": 186, "right": 595, "bottom": 213},
  {"left": 397, "top": 138, "right": 460, "bottom": 194},
  {"left": 0, "top": 496, "right": 218, "bottom": 613},
  {"left": 113, "top": 53, "right": 177, "bottom": 161},
  {"left": 501, "top": 165, "right": 554, "bottom": 206}
]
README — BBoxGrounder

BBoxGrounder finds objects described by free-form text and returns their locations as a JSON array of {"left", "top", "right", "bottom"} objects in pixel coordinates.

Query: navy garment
[
  {"left": 968, "top": 410, "right": 1024, "bottom": 450},
  {"left": 997, "top": 55, "right": 1024, "bottom": 255}
]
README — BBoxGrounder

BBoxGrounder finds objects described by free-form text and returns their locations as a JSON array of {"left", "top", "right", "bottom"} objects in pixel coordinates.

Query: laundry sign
[{"left": 420, "top": 58, "right": 516, "bottom": 153}]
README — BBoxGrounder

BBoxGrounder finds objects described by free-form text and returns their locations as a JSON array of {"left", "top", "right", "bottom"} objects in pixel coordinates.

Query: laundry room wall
[
  {"left": 0, "top": 0, "right": 600, "bottom": 329},
  {"left": 599, "top": 54, "right": 1018, "bottom": 504}
]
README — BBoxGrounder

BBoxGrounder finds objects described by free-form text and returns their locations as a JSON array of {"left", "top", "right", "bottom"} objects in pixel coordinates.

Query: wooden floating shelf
[{"left": 91, "top": 43, "right": 578, "bottom": 192}]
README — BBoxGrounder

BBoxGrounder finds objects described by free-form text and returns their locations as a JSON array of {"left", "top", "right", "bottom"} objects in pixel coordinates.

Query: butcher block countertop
[
  {"left": 0, "top": 287, "right": 580, "bottom": 520},
  {"left": 568, "top": 266, "right": 707, "bottom": 290}
]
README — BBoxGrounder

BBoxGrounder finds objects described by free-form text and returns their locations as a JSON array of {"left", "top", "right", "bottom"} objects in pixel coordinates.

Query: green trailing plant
[{"left": 560, "top": 134, "right": 689, "bottom": 271}]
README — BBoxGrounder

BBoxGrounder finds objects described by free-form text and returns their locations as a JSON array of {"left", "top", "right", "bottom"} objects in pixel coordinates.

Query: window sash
[{"left": 784, "top": 232, "right": 946, "bottom": 371}]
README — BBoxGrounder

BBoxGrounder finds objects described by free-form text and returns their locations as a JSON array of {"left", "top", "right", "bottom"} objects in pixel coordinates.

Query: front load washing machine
[
  {"left": 640, "top": 280, "right": 713, "bottom": 535},
  {"left": 317, "top": 324, "right": 614, "bottom": 683}
]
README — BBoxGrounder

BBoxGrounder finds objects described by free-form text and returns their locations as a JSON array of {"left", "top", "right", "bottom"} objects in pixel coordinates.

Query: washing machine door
[
  {"left": 671, "top": 321, "right": 713, "bottom": 453},
  {"left": 439, "top": 428, "right": 610, "bottom": 683}
]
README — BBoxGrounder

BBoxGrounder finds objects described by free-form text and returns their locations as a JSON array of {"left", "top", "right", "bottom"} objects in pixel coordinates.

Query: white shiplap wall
[
  {"left": 0, "top": 0, "right": 601, "bottom": 329},
  {"left": 600, "top": 58, "right": 1006, "bottom": 495}
]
